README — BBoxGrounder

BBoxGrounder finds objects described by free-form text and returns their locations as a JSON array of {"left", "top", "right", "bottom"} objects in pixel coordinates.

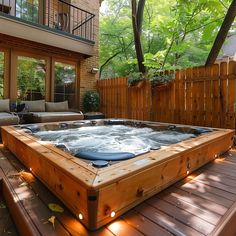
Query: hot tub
[{"left": 1, "top": 119, "right": 234, "bottom": 230}]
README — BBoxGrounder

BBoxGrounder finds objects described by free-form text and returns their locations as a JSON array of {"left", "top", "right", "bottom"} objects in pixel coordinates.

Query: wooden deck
[{"left": 1, "top": 145, "right": 236, "bottom": 236}]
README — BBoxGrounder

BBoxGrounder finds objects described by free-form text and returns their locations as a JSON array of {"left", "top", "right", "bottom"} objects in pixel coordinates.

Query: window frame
[{"left": 0, "top": 48, "right": 10, "bottom": 98}]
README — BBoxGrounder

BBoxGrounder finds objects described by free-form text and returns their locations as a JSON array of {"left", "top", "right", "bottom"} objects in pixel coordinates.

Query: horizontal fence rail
[
  {"left": 0, "top": 0, "right": 95, "bottom": 41},
  {"left": 97, "top": 61, "right": 236, "bottom": 130}
]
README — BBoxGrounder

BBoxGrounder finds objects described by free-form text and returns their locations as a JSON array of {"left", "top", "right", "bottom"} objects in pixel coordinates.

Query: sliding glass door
[{"left": 54, "top": 61, "right": 76, "bottom": 108}]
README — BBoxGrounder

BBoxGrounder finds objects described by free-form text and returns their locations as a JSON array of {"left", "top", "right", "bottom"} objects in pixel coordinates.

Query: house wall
[
  {"left": 71, "top": 0, "right": 100, "bottom": 106},
  {"left": 0, "top": 0, "right": 100, "bottom": 110}
]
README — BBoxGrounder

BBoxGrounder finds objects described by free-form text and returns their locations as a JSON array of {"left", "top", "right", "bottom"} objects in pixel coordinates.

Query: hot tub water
[{"left": 35, "top": 125, "right": 197, "bottom": 156}]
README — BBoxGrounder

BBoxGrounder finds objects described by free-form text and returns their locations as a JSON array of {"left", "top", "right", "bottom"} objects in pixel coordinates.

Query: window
[
  {"left": 0, "top": 52, "right": 4, "bottom": 99},
  {"left": 17, "top": 56, "right": 46, "bottom": 101},
  {"left": 16, "top": 0, "right": 39, "bottom": 23},
  {"left": 54, "top": 62, "right": 76, "bottom": 108}
]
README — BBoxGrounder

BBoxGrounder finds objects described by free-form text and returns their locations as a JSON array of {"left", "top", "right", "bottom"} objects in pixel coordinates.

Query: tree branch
[
  {"left": 99, "top": 41, "right": 133, "bottom": 78},
  {"left": 219, "top": 0, "right": 228, "bottom": 9},
  {"left": 205, "top": 0, "right": 236, "bottom": 66},
  {"left": 137, "top": 0, "right": 146, "bottom": 34},
  {"left": 99, "top": 51, "right": 122, "bottom": 78}
]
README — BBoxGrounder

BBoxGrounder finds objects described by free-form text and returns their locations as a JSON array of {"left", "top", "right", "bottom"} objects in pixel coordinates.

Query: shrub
[{"left": 83, "top": 91, "right": 100, "bottom": 113}]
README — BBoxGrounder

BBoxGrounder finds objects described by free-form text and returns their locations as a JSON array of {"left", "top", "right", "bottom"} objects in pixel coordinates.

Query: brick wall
[{"left": 71, "top": 0, "right": 100, "bottom": 109}]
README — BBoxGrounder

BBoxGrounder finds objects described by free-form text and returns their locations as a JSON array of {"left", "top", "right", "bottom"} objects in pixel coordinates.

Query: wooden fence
[{"left": 97, "top": 61, "right": 236, "bottom": 129}]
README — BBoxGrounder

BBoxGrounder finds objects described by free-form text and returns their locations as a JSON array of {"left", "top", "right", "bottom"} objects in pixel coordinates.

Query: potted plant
[{"left": 82, "top": 90, "right": 106, "bottom": 119}]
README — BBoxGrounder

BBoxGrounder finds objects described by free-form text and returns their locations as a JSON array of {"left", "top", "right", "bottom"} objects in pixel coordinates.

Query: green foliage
[
  {"left": 55, "top": 63, "right": 75, "bottom": 85},
  {"left": 17, "top": 56, "right": 45, "bottom": 100},
  {"left": 16, "top": 0, "right": 39, "bottom": 23},
  {"left": 100, "top": 0, "right": 233, "bottom": 77},
  {"left": 83, "top": 91, "right": 100, "bottom": 113}
]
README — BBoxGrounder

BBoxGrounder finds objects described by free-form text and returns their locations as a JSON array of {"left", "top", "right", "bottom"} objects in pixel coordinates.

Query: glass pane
[
  {"left": 0, "top": 52, "right": 4, "bottom": 99},
  {"left": 17, "top": 56, "right": 46, "bottom": 101},
  {"left": 54, "top": 62, "right": 76, "bottom": 108},
  {"left": 16, "top": 0, "right": 39, "bottom": 23}
]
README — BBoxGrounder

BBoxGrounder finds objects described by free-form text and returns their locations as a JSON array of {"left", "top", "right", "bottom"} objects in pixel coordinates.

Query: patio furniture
[
  {"left": 84, "top": 112, "right": 105, "bottom": 120},
  {"left": 0, "top": 112, "right": 19, "bottom": 126},
  {"left": 17, "top": 111, "right": 33, "bottom": 124},
  {"left": 0, "top": 99, "right": 19, "bottom": 126},
  {"left": 54, "top": 12, "right": 70, "bottom": 32},
  {"left": 0, "top": 3, "right": 11, "bottom": 14},
  {"left": 20, "top": 100, "right": 84, "bottom": 123},
  {"left": 31, "top": 111, "right": 84, "bottom": 123}
]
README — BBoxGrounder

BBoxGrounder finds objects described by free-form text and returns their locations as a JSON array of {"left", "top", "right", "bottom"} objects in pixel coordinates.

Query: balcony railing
[{"left": 0, "top": 0, "right": 95, "bottom": 42}]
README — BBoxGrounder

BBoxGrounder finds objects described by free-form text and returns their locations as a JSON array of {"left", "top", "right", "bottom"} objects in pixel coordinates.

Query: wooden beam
[{"left": 205, "top": 0, "right": 236, "bottom": 66}]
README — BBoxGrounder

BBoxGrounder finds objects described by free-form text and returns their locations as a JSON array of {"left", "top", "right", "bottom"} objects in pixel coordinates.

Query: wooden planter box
[{"left": 1, "top": 120, "right": 234, "bottom": 230}]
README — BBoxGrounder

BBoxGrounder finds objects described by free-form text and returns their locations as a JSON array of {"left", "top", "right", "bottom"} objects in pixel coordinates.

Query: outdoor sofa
[
  {"left": 0, "top": 99, "right": 19, "bottom": 126},
  {"left": 21, "top": 100, "right": 84, "bottom": 123}
]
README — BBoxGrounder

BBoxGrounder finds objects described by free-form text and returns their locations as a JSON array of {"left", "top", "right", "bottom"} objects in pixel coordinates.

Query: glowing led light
[
  {"left": 187, "top": 170, "right": 190, "bottom": 175},
  {"left": 78, "top": 213, "right": 83, "bottom": 220},
  {"left": 110, "top": 211, "right": 116, "bottom": 218},
  {"left": 29, "top": 168, "right": 32, "bottom": 172}
]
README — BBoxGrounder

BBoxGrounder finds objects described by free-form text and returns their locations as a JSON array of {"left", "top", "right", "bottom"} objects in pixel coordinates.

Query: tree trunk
[
  {"left": 131, "top": 0, "right": 146, "bottom": 74},
  {"left": 205, "top": 0, "right": 236, "bottom": 66}
]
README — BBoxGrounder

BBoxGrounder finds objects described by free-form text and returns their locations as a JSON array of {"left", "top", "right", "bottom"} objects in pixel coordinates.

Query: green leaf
[{"left": 48, "top": 203, "right": 64, "bottom": 213}]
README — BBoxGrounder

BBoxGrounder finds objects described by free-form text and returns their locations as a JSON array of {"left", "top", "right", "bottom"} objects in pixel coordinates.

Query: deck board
[
  {"left": 122, "top": 210, "right": 173, "bottom": 236},
  {"left": 0, "top": 194, "right": 18, "bottom": 236},
  {"left": 156, "top": 192, "right": 221, "bottom": 225},
  {"left": 1, "top": 146, "right": 236, "bottom": 235},
  {"left": 146, "top": 197, "right": 215, "bottom": 235},
  {"left": 176, "top": 179, "right": 233, "bottom": 208}
]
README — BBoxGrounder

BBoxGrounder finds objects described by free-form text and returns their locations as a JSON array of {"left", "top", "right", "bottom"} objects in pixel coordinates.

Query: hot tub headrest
[
  {"left": 104, "top": 120, "right": 126, "bottom": 125},
  {"left": 21, "top": 124, "right": 40, "bottom": 133},
  {"left": 75, "top": 151, "right": 135, "bottom": 161},
  {"left": 193, "top": 127, "right": 214, "bottom": 135}
]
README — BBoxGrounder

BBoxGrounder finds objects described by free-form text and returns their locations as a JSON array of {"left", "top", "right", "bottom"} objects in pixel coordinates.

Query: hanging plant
[
  {"left": 147, "top": 70, "right": 174, "bottom": 88},
  {"left": 127, "top": 72, "right": 145, "bottom": 87}
]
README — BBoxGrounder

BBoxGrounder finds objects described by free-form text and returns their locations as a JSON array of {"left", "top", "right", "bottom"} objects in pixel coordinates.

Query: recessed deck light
[
  {"left": 110, "top": 211, "right": 116, "bottom": 218},
  {"left": 78, "top": 213, "right": 83, "bottom": 220}
]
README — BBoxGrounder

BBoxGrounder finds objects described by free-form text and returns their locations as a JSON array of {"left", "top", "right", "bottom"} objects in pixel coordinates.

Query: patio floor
[{"left": 1, "top": 145, "right": 236, "bottom": 236}]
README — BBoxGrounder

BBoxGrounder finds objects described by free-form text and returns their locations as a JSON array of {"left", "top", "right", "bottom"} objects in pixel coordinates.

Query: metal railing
[{"left": 0, "top": 0, "right": 95, "bottom": 42}]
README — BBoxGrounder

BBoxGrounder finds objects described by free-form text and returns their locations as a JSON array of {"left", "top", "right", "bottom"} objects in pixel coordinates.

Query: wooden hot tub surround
[{"left": 1, "top": 119, "right": 234, "bottom": 230}]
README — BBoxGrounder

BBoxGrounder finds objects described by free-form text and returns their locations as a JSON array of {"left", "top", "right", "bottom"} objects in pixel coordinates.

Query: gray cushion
[
  {"left": 23, "top": 100, "right": 45, "bottom": 112},
  {"left": 30, "top": 111, "right": 84, "bottom": 123},
  {"left": 0, "top": 99, "right": 10, "bottom": 112},
  {"left": 45, "top": 101, "right": 69, "bottom": 112},
  {"left": 0, "top": 112, "right": 19, "bottom": 126}
]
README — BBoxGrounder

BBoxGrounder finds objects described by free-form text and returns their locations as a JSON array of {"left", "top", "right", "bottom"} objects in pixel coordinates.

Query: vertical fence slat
[
  {"left": 198, "top": 66, "right": 205, "bottom": 126},
  {"left": 185, "top": 68, "right": 193, "bottom": 125},
  {"left": 205, "top": 66, "right": 213, "bottom": 127},
  {"left": 180, "top": 69, "right": 186, "bottom": 124},
  {"left": 220, "top": 62, "right": 228, "bottom": 128},
  {"left": 212, "top": 64, "right": 221, "bottom": 128},
  {"left": 227, "top": 62, "right": 236, "bottom": 129}
]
